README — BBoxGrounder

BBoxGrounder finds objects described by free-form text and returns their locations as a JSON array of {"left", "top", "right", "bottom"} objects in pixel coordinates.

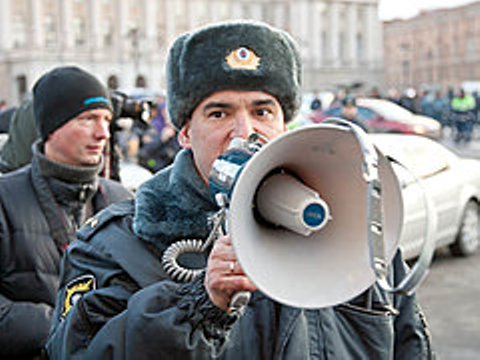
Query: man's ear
[{"left": 177, "top": 123, "right": 191, "bottom": 149}]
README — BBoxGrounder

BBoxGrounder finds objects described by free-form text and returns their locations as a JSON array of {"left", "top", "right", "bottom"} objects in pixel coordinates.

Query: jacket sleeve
[
  {"left": 391, "top": 252, "right": 435, "bottom": 360},
  {"left": 0, "top": 203, "right": 53, "bottom": 357},
  {"left": 46, "top": 239, "right": 238, "bottom": 360},
  {"left": 0, "top": 294, "right": 53, "bottom": 356}
]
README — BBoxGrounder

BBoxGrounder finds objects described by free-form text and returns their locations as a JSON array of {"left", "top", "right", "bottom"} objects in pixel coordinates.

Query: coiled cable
[{"left": 162, "top": 208, "right": 226, "bottom": 283}]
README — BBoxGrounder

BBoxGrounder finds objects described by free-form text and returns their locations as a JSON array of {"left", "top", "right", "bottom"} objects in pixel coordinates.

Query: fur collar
[{"left": 133, "top": 149, "right": 219, "bottom": 246}]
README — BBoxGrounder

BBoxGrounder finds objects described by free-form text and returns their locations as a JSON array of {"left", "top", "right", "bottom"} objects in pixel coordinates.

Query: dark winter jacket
[
  {"left": 46, "top": 149, "right": 433, "bottom": 359},
  {"left": 0, "top": 98, "right": 37, "bottom": 173},
  {"left": 0, "top": 146, "right": 132, "bottom": 359}
]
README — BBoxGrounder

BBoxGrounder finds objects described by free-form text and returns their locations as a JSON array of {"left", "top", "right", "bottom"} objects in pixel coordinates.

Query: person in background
[
  {"left": 340, "top": 95, "right": 368, "bottom": 131},
  {"left": 450, "top": 88, "right": 477, "bottom": 143},
  {"left": 0, "top": 66, "right": 133, "bottom": 359},
  {"left": 0, "top": 97, "right": 37, "bottom": 173},
  {"left": 430, "top": 90, "right": 450, "bottom": 129},
  {"left": 47, "top": 21, "right": 433, "bottom": 359}
]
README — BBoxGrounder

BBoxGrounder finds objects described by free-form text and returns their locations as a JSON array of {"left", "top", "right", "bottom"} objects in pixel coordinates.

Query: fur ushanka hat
[{"left": 166, "top": 20, "right": 302, "bottom": 129}]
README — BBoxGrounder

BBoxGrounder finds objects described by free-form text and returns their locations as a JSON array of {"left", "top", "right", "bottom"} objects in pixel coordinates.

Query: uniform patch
[
  {"left": 225, "top": 47, "right": 261, "bottom": 70},
  {"left": 61, "top": 274, "right": 96, "bottom": 318}
]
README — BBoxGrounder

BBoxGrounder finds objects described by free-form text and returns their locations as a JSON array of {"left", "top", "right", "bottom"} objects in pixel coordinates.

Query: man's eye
[
  {"left": 208, "top": 111, "right": 225, "bottom": 119},
  {"left": 256, "top": 109, "right": 272, "bottom": 117},
  {"left": 80, "top": 116, "right": 95, "bottom": 122}
]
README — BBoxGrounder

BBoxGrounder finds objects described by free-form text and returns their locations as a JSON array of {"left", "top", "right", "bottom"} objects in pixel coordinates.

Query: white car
[{"left": 372, "top": 134, "right": 480, "bottom": 260}]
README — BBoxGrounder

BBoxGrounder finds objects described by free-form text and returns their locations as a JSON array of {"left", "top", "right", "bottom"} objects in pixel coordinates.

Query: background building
[
  {"left": 383, "top": 1, "right": 480, "bottom": 93},
  {"left": 0, "top": 0, "right": 382, "bottom": 106}
]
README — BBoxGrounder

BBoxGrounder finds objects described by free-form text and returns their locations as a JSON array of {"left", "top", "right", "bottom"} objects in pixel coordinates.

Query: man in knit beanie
[
  {"left": 47, "top": 22, "right": 433, "bottom": 359},
  {"left": 0, "top": 66, "right": 132, "bottom": 359}
]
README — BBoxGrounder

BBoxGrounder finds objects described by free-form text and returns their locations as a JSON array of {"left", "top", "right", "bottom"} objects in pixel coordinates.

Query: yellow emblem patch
[
  {"left": 61, "top": 274, "right": 96, "bottom": 318},
  {"left": 225, "top": 47, "right": 261, "bottom": 70}
]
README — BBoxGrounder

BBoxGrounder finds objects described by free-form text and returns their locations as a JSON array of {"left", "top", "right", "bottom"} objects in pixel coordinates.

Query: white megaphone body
[
  {"left": 164, "top": 120, "right": 436, "bottom": 310},
  {"left": 209, "top": 122, "right": 403, "bottom": 308}
]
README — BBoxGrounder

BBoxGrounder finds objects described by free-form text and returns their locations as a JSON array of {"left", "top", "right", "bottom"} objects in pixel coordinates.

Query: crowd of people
[
  {"left": 305, "top": 85, "right": 480, "bottom": 145},
  {"left": 0, "top": 20, "right": 435, "bottom": 359},
  {"left": 388, "top": 87, "right": 479, "bottom": 144}
]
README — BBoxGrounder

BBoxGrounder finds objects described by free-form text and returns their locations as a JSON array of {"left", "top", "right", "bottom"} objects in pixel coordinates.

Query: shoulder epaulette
[{"left": 78, "top": 200, "right": 134, "bottom": 242}]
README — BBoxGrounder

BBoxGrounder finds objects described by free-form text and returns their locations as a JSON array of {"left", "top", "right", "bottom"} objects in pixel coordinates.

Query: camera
[{"left": 110, "top": 90, "right": 157, "bottom": 122}]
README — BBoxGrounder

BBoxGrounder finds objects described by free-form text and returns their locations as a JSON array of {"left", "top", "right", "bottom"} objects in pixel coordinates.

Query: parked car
[
  {"left": 312, "top": 98, "right": 442, "bottom": 139},
  {"left": 371, "top": 134, "right": 480, "bottom": 260}
]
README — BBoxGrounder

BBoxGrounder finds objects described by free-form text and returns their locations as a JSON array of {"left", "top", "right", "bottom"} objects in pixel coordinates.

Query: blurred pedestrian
[
  {"left": 137, "top": 114, "right": 180, "bottom": 173},
  {"left": 340, "top": 96, "right": 368, "bottom": 131},
  {"left": 0, "top": 106, "right": 16, "bottom": 134},
  {"left": 430, "top": 90, "right": 450, "bottom": 128},
  {"left": 450, "top": 88, "right": 476, "bottom": 144},
  {"left": 0, "top": 66, "right": 133, "bottom": 359},
  {"left": 0, "top": 97, "right": 37, "bottom": 173},
  {"left": 399, "top": 88, "right": 418, "bottom": 113},
  {"left": 419, "top": 90, "right": 434, "bottom": 118}
]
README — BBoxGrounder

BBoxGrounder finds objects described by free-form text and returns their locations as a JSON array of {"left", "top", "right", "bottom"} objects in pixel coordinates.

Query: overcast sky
[{"left": 378, "top": 0, "right": 478, "bottom": 21}]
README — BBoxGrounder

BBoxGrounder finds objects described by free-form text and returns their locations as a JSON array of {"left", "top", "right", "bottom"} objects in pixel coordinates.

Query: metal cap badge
[{"left": 225, "top": 47, "right": 261, "bottom": 70}]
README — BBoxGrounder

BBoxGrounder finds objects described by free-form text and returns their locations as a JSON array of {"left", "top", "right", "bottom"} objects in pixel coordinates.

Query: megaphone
[
  {"left": 163, "top": 120, "right": 436, "bottom": 310},
  {"left": 209, "top": 122, "right": 401, "bottom": 308}
]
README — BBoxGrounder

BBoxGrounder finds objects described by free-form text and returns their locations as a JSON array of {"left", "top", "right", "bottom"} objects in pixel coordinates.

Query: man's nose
[
  {"left": 94, "top": 119, "right": 111, "bottom": 140},
  {"left": 232, "top": 113, "right": 254, "bottom": 139}
]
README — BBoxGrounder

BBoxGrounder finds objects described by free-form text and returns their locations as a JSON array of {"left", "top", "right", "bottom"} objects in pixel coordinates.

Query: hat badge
[{"left": 225, "top": 47, "right": 261, "bottom": 70}]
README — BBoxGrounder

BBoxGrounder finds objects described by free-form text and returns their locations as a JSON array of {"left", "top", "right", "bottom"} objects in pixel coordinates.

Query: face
[
  {"left": 45, "top": 108, "right": 112, "bottom": 166},
  {"left": 342, "top": 105, "right": 358, "bottom": 120},
  {"left": 178, "top": 90, "right": 287, "bottom": 183}
]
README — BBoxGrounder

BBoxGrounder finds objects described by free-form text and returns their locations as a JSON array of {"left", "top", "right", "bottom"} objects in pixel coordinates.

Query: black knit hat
[
  {"left": 166, "top": 20, "right": 302, "bottom": 129},
  {"left": 33, "top": 66, "right": 113, "bottom": 140}
]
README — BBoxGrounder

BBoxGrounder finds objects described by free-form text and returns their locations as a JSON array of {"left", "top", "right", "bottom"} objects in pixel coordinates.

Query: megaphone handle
[{"left": 228, "top": 291, "right": 251, "bottom": 315}]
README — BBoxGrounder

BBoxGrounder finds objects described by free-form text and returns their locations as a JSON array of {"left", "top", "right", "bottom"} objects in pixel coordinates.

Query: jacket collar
[{"left": 133, "top": 149, "right": 218, "bottom": 246}]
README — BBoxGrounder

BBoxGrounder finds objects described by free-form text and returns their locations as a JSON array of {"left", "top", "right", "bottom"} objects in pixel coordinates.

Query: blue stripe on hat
[{"left": 84, "top": 96, "right": 110, "bottom": 105}]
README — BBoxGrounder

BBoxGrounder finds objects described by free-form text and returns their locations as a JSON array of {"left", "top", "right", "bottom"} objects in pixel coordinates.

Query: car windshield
[
  {"left": 359, "top": 99, "right": 413, "bottom": 122},
  {"left": 324, "top": 106, "right": 376, "bottom": 122}
]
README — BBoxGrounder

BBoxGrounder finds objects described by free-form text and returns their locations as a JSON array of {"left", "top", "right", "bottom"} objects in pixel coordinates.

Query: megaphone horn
[
  {"left": 163, "top": 120, "right": 436, "bottom": 311},
  {"left": 226, "top": 122, "right": 403, "bottom": 308}
]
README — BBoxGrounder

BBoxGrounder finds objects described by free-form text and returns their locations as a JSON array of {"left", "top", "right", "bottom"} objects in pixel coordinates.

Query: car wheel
[{"left": 450, "top": 200, "right": 480, "bottom": 256}]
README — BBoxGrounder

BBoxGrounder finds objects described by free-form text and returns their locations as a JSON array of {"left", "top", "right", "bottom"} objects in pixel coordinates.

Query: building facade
[
  {"left": 383, "top": 1, "right": 480, "bottom": 93},
  {"left": 0, "top": 0, "right": 382, "bottom": 106}
]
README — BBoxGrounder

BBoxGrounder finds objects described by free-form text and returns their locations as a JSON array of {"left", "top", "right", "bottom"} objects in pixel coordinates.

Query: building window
[
  {"left": 12, "top": 15, "right": 27, "bottom": 48},
  {"left": 339, "top": 32, "right": 345, "bottom": 63},
  {"left": 157, "top": 28, "right": 165, "bottom": 49},
  {"left": 427, "top": 50, "right": 433, "bottom": 62},
  {"left": 466, "top": 36, "right": 476, "bottom": 59},
  {"left": 356, "top": 33, "right": 363, "bottom": 61},
  {"left": 74, "top": 17, "right": 86, "bottom": 45},
  {"left": 402, "top": 60, "right": 410, "bottom": 79},
  {"left": 16, "top": 75, "right": 27, "bottom": 101},
  {"left": 136, "top": 75, "right": 147, "bottom": 88},
  {"left": 44, "top": 16, "right": 57, "bottom": 47},
  {"left": 107, "top": 75, "right": 119, "bottom": 90},
  {"left": 104, "top": 21, "right": 114, "bottom": 46},
  {"left": 322, "top": 31, "right": 328, "bottom": 62}
]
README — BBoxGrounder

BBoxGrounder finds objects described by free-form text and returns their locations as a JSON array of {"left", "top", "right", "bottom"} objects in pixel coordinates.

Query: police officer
[{"left": 47, "top": 22, "right": 433, "bottom": 359}]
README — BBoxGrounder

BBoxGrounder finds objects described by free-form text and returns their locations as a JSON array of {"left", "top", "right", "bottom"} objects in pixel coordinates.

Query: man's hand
[{"left": 204, "top": 235, "right": 257, "bottom": 312}]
